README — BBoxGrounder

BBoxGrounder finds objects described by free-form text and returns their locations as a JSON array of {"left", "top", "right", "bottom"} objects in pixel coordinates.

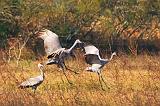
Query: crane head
[
  {"left": 38, "top": 63, "right": 44, "bottom": 70},
  {"left": 75, "top": 39, "right": 82, "bottom": 43},
  {"left": 112, "top": 52, "right": 117, "bottom": 56},
  {"left": 75, "top": 39, "right": 84, "bottom": 50}
]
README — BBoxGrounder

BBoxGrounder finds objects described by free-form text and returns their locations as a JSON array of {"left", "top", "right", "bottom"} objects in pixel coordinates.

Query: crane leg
[
  {"left": 97, "top": 73, "right": 105, "bottom": 91},
  {"left": 62, "top": 69, "right": 73, "bottom": 85},
  {"left": 32, "top": 86, "right": 37, "bottom": 93},
  {"left": 66, "top": 66, "right": 79, "bottom": 74},
  {"left": 63, "top": 62, "right": 79, "bottom": 74},
  {"left": 100, "top": 73, "right": 110, "bottom": 89},
  {"left": 59, "top": 63, "right": 73, "bottom": 85}
]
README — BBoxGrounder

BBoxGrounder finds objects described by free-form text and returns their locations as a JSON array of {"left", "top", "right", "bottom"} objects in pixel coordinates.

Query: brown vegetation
[
  {"left": 0, "top": 54, "right": 160, "bottom": 106},
  {"left": 0, "top": 0, "right": 160, "bottom": 105},
  {"left": 0, "top": 0, "right": 160, "bottom": 55}
]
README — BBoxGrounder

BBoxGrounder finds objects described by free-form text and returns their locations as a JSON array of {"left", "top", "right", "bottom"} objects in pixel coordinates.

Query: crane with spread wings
[
  {"left": 84, "top": 45, "right": 116, "bottom": 90},
  {"left": 36, "top": 29, "right": 83, "bottom": 84}
]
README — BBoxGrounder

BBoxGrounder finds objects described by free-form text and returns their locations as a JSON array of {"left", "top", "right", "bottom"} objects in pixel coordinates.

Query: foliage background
[{"left": 0, "top": 0, "right": 160, "bottom": 57}]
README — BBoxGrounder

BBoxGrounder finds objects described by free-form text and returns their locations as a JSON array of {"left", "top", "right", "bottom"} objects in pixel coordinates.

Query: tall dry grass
[{"left": 0, "top": 54, "right": 160, "bottom": 106}]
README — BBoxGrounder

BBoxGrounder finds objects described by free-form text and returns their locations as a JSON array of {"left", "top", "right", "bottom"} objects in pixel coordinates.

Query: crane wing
[
  {"left": 47, "top": 48, "right": 65, "bottom": 59},
  {"left": 38, "top": 29, "right": 62, "bottom": 56},
  {"left": 19, "top": 76, "right": 43, "bottom": 88},
  {"left": 85, "top": 54, "right": 101, "bottom": 65},
  {"left": 84, "top": 45, "right": 100, "bottom": 56}
]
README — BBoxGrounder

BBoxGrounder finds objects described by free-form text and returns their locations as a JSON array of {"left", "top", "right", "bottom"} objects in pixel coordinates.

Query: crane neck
[
  {"left": 39, "top": 68, "right": 44, "bottom": 78},
  {"left": 109, "top": 53, "right": 116, "bottom": 61},
  {"left": 98, "top": 54, "right": 102, "bottom": 60},
  {"left": 66, "top": 40, "right": 78, "bottom": 53}
]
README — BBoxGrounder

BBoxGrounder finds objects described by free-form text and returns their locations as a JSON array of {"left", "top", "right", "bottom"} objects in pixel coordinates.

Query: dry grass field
[{"left": 0, "top": 54, "right": 160, "bottom": 106}]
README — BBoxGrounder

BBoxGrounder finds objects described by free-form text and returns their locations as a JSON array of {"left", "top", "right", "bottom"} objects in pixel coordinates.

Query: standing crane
[
  {"left": 18, "top": 63, "right": 44, "bottom": 93},
  {"left": 84, "top": 45, "right": 116, "bottom": 90},
  {"left": 36, "top": 29, "right": 83, "bottom": 84}
]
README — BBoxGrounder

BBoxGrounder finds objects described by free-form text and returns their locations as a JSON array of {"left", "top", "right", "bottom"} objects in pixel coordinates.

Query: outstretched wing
[
  {"left": 84, "top": 45, "right": 100, "bottom": 56},
  {"left": 18, "top": 76, "right": 43, "bottom": 88},
  {"left": 37, "top": 29, "right": 62, "bottom": 56},
  {"left": 47, "top": 48, "right": 65, "bottom": 59}
]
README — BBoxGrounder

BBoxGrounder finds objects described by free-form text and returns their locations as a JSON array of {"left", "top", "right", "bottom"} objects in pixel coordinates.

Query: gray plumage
[
  {"left": 84, "top": 45, "right": 116, "bottom": 90},
  {"left": 36, "top": 29, "right": 82, "bottom": 66},
  {"left": 36, "top": 29, "right": 62, "bottom": 56},
  {"left": 36, "top": 29, "right": 83, "bottom": 84},
  {"left": 18, "top": 63, "right": 44, "bottom": 93},
  {"left": 36, "top": 29, "right": 83, "bottom": 59}
]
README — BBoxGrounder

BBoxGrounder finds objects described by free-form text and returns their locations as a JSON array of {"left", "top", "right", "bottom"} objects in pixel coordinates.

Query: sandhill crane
[
  {"left": 18, "top": 63, "right": 44, "bottom": 93},
  {"left": 36, "top": 29, "right": 83, "bottom": 84},
  {"left": 84, "top": 45, "right": 116, "bottom": 90}
]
